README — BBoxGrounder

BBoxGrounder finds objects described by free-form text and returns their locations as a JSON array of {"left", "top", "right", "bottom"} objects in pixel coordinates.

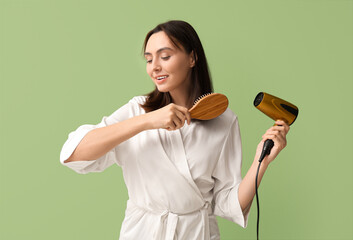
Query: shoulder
[
  {"left": 108, "top": 96, "right": 147, "bottom": 122},
  {"left": 129, "top": 95, "right": 148, "bottom": 105},
  {"left": 213, "top": 108, "right": 238, "bottom": 128},
  {"left": 125, "top": 95, "right": 148, "bottom": 114},
  {"left": 199, "top": 108, "right": 238, "bottom": 136}
]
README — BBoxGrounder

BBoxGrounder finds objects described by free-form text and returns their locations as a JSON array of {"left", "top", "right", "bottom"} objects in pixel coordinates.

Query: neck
[
  {"left": 169, "top": 72, "right": 194, "bottom": 108},
  {"left": 170, "top": 93, "right": 191, "bottom": 109},
  {"left": 170, "top": 84, "right": 192, "bottom": 109}
]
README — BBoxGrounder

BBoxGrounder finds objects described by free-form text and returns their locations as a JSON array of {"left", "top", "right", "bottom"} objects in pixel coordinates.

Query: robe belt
[
  {"left": 155, "top": 202, "right": 211, "bottom": 240},
  {"left": 129, "top": 200, "right": 211, "bottom": 240}
]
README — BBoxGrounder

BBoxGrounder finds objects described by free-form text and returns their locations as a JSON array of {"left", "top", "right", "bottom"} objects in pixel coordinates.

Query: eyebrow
[{"left": 144, "top": 47, "right": 173, "bottom": 56}]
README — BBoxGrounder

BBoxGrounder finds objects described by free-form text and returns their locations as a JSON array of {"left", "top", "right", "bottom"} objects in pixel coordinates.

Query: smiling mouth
[{"left": 156, "top": 75, "right": 168, "bottom": 80}]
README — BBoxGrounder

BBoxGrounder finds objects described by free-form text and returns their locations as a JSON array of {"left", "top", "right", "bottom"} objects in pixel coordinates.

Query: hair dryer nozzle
[{"left": 253, "top": 92, "right": 299, "bottom": 126}]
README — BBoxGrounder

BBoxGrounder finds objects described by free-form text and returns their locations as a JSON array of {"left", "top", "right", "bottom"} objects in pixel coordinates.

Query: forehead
[{"left": 145, "top": 31, "right": 177, "bottom": 53}]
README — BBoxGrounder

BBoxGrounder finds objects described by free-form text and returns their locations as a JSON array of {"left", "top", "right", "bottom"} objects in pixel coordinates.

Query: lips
[{"left": 155, "top": 75, "right": 169, "bottom": 84}]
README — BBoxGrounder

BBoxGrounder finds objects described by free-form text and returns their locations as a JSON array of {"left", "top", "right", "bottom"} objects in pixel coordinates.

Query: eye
[
  {"left": 146, "top": 59, "right": 152, "bottom": 63},
  {"left": 161, "top": 56, "right": 170, "bottom": 60}
]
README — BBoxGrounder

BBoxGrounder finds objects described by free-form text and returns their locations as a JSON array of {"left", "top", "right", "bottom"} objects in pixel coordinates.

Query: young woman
[{"left": 60, "top": 20, "right": 289, "bottom": 240}]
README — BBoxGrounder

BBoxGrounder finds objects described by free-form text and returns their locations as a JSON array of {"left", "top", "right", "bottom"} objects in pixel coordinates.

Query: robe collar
[{"left": 158, "top": 127, "right": 204, "bottom": 200}]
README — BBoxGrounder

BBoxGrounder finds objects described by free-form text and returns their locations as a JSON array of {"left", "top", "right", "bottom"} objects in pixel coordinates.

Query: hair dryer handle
[{"left": 259, "top": 139, "right": 274, "bottom": 162}]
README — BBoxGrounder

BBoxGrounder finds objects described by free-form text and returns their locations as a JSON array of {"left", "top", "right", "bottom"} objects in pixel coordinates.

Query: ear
[{"left": 189, "top": 50, "right": 197, "bottom": 68}]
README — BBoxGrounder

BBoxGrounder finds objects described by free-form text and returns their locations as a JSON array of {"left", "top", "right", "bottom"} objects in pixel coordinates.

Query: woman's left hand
[{"left": 255, "top": 120, "right": 290, "bottom": 165}]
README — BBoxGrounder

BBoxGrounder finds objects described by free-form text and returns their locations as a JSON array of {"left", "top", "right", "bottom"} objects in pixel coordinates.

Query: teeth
[{"left": 157, "top": 76, "right": 167, "bottom": 80}]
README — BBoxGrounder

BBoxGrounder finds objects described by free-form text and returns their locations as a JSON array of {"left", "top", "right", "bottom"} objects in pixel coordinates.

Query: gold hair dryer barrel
[{"left": 253, "top": 92, "right": 299, "bottom": 126}]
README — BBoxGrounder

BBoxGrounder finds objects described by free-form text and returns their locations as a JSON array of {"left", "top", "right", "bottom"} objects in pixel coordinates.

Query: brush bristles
[{"left": 194, "top": 93, "right": 212, "bottom": 105}]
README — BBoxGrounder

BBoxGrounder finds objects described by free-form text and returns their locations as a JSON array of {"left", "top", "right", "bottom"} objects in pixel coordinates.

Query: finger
[
  {"left": 278, "top": 125, "right": 289, "bottom": 137},
  {"left": 264, "top": 128, "right": 286, "bottom": 142},
  {"left": 175, "top": 105, "right": 191, "bottom": 125},
  {"left": 185, "top": 110, "right": 191, "bottom": 125},
  {"left": 173, "top": 111, "right": 186, "bottom": 129},
  {"left": 168, "top": 121, "right": 177, "bottom": 131},
  {"left": 165, "top": 117, "right": 177, "bottom": 131},
  {"left": 173, "top": 118, "right": 183, "bottom": 130},
  {"left": 174, "top": 110, "right": 186, "bottom": 124},
  {"left": 165, "top": 105, "right": 182, "bottom": 129},
  {"left": 270, "top": 125, "right": 285, "bottom": 132},
  {"left": 268, "top": 125, "right": 287, "bottom": 138},
  {"left": 262, "top": 132, "right": 286, "bottom": 149},
  {"left": 275, "top": 120, "right": 290, "bottom": 133},
  {"left": 283, "top": 123, "right": 290, "bottom": 134},
  {"left": 264, "top": 129, "right": 280, "bottom": 137}
]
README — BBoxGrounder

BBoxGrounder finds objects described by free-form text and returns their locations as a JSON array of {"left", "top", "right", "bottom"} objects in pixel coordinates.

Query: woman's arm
[
  {"left": 238, "top": 120, "right": 290, "bottom": 211},
  {"left": 64, "top": 103, "right": 191, "bottom": 163}
]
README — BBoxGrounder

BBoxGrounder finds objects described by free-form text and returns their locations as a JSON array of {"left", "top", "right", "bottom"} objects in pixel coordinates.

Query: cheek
[
  {"left": 146, "top": 65, "right": 152, "bottom": 77},
  {"left": 168, "top": 58, "right": 188, "bottom": 75},
  {"left": 172, "top": 60, "right": 190, "bottom": 78}
]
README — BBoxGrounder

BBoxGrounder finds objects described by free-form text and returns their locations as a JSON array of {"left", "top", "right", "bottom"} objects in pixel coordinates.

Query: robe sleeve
[
  {"left": 212, "top": 117, "right": 251, "bottom": 228},
  {"left": 59, "top": 97, "right": 142, "bottom": 174}
]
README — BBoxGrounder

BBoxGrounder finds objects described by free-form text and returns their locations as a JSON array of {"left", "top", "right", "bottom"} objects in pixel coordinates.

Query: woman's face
[{"left": 144, "top": 31, "right": 195, "bottom": 94}]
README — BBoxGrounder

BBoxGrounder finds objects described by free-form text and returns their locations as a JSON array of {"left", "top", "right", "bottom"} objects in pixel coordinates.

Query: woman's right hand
[{"left": 144, "top": 103, "right": 191, "bottom": 131}]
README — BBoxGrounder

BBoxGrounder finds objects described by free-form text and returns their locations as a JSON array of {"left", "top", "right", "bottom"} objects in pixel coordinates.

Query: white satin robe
[{"left": 60, "top": 96, "right": 250, "bottom": 240}]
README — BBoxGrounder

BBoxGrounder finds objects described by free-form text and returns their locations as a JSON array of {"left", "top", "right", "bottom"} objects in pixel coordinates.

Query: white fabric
[{"left": 60, "top": 96, "right": 250, "bottom": 240}]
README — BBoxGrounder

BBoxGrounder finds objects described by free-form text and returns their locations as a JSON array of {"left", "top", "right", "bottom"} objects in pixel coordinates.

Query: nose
[{"left": 152, "top": 59, "right": 161, "bottom": 72}]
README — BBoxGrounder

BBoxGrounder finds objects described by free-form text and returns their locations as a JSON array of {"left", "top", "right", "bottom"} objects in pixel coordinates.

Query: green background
[{"left": 1, "top": 0, "right": 352, "bottom": 239}]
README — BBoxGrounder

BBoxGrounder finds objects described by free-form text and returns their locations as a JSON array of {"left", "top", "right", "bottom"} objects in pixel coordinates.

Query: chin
[{"left": 156, "top": 85, "right": 171, "bottom": 93}]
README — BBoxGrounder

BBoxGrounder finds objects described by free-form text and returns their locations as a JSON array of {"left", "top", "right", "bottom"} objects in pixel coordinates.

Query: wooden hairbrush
[{"left": 189, "top": 93, "right": 229, "bottom": 120}]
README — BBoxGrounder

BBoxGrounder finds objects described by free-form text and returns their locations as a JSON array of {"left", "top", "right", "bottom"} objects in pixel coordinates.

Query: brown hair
[{"left": 140, "top": 20, "right": 213, "bottom": 112}]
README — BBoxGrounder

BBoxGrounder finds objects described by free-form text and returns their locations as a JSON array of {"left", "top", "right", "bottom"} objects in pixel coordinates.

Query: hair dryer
[{"left": 253, "top": 92, "right": 299, "bottom": 162}]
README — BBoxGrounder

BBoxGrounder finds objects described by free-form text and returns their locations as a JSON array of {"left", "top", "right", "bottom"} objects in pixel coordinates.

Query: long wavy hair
[{"left": 140, "top": 20, "right": 213, "bottom": 112}]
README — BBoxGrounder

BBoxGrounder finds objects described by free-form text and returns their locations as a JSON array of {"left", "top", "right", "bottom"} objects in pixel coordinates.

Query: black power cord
[
  {"left": 255, "top": 139, "right": 274, "bottom": 240},
  {"left": 255, "top": 161, "right": 262, "bottom": 240}
]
